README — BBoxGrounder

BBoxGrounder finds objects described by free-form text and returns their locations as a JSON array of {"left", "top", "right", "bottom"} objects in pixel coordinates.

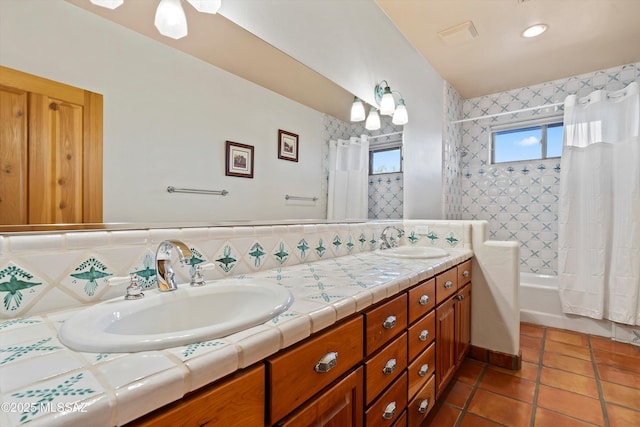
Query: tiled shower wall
[
  {"left": 323, "top": 114, "right": 404, "bottom": 220},
  {"left": 443, "top": 82, "right": 464, "bottom": 220},
  {"left": 445, "top": 62, "right": 640, "bottom": 275}
]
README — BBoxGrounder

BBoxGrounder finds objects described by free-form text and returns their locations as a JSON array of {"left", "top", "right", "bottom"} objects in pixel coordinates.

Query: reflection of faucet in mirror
[
  {"left": 155, "top": 240, "right": 193, "bottom": 292},
  {"left": 380, "top": 226, "right": 405, "bottom": 249}
]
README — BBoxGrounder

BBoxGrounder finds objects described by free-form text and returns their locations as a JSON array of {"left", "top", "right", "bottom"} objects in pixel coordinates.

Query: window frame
[{"left": 490, "top": 115, "right": 563, "bottom": 164}]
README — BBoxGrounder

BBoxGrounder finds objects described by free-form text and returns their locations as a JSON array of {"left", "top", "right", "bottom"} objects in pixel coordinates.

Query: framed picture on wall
[
  {"left": 278, "top": 129, "right": 299, "bottom": 162},
  {"left": 225, "top": 141, "right": 254, "bottom": 178}
]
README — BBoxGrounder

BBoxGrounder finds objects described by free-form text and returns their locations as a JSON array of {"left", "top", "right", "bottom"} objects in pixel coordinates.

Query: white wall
[{"left": 0, "top": 0, "right": 326, "bottom": 223}]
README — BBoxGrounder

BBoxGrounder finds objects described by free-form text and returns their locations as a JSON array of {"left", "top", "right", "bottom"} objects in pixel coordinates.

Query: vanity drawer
[
  {"left": 408, "top": 342, "right": 435, "bottom": 400},
  {"left": 407, "top": 310, "right": 435, "bottom": 362},
  {"left": 407, "top": 279, "right": 435, "bottom": 324},
  {"left": 392, "top": 410, "right": 407, "bottom": 427},
  {"left": 458, "top": 259, "right": 472, "bottom": 286},
  {"left": 266, "top": 315, "right": 363, "bottom": 424},
  {"left": 366, "top": 372, "right": 408, "bottom": 427},
  {"left": 435, "top": 268, "right": 458, "bottom": 305},
  {"left": 365, "top": 332, "right": 407, "bottom": 405},
  {"left": 365, "top": 293, "right": 407, "bottom": 356},
  {"left": 407, "top": 374, "right": 435, "bottom": 427}
]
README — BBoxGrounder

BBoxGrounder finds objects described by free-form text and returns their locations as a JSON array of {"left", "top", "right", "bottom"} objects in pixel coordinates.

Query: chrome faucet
[
  {"left": 155, "top": 240, "right": 193, "bottom": 292},
  {"left": 380, "top": 226, "right": 405, "bottom": 249}
]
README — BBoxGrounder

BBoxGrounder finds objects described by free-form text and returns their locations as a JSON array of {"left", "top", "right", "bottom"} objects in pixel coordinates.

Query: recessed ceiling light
[{"left": 522, "top": 24, "right": 548, "bottom": 38}]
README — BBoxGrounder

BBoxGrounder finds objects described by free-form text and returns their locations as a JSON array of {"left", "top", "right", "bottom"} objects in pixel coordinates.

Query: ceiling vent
[{"left": 437, "top": 21, "right": 479, "bottom": 47}]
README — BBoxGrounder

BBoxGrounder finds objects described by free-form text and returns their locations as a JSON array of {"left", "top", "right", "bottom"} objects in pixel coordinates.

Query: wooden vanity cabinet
[{"left": 127, "top": 364, "right": 264, "bottom": 427}]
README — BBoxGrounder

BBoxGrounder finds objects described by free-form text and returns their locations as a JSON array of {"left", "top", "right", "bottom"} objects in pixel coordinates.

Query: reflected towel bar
[
  {"left": 285, "top": 194, "right": 318, "bottom": 202},
  {"left": 167, "top": 186, "right": 228, "bottom": 196}
]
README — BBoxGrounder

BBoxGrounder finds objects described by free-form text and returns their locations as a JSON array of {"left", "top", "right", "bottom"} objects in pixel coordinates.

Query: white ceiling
[{"left": 67, "top": 0, "right": 640, "bottom": 118}]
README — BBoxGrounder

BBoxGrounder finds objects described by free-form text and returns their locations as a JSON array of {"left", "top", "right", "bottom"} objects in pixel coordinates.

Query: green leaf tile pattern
[
  {"left": 296, "top": 239, "right": 310, "bottom": 260},
  {"left": 181, "top": 341, "right": 225, "bottom": 358},
  {"left": 315, "top": 239, "right": 326, "bottom": 258},
  {"left": 273, "top": 242, "right": 289, "bottom": 265},
  {"left": 215, "top": 245, "right": 237, "bottom": 273},
  {"left": 0, "top": 338, "right": 62, "bottom": 366},
  {"left": 0, "top": 266, "right": 42, "bottom": 311},
  {"left": 248, "top": 242, "right": 266, "bottom": 267},
  {"left": 131, "top": 253, "right": 157, "bottom": 289},
  {"left": 70, "top": 258, "right": 112, "bottom": 297},
  {"left": 407, "top": 232, "right": 419, "bottom": 244},
  {"left": 0, "top": 318, "right": 42, "bottom": 331}
]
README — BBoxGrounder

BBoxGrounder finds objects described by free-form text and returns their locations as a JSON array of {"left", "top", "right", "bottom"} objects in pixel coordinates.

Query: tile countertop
[{"left": 0, "top": 249, "right": 473, "bottom": 427}]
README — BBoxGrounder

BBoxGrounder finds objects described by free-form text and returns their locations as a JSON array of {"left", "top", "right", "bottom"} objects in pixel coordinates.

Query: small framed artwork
[
  {"left": 225, "top": 141, "right": 254, "bottom": 178},
  {"left": 278, "top": 129, "right": 299, "bottom": 162}
]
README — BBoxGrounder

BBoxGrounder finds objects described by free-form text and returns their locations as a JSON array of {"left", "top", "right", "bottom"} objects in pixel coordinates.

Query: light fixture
[
  {"left": 365, "top": 108, "right": 381, "bottom": 131},
  {"left": 392, "top": 98, "right": 408, "bottom": 125},
  {"left": 91, "top": 0, "right": 222, "bottom": 40},
  {"left": 522, "top": 23, "right": 548, "bottom": 38},
  {"left": 350, "top": 97, "right": 366, "bottom": 122},
  {"left": 90, "top": 0, "right": 123, "bottom": 8}
]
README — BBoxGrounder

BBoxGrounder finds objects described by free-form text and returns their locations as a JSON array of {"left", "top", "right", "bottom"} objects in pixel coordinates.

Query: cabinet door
[
  {"left": 435, "top": 297, "right": 456, "bottom": 396},
  {"left": 278, "top": 367, "right": 363, "bottom": 427},
  {"left": 455, "top": 284, "right": 472, "bottom": 366},
  {"left": 129, "top": 365, "right": 264, "bottom": 427}
]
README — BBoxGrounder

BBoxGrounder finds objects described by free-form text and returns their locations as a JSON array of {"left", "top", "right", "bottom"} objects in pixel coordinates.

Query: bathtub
[{"left": 519, "top": 272, "right": 639, "bottom": 343}]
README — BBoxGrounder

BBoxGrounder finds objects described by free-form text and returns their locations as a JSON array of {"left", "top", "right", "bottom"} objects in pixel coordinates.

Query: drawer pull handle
[
  {"left": 419, "top": 330, "right": 429, "bottom": 341},
  {"left": 456, "top": 294, "right": 465, "bottom": 301},
  {"left": 382, "top": 402, "right": 396, "bottom": 420},
  {"left": 418, "top": 399, "right": 430, "bottom": 414},
  {"left": 382, "top": 315, "right": 397, "bottom": 329},
  {"left": 419, "top": 294, "right": 430, "bottom": 305},
  {"left": 314, "top": 351, "right": 338, "bottom": 373},
  {"left": 463, "top": 270, "right": 470, "bottom": 278},
  {"left": 383, "top": 358, "right": 397, "bottom": 375},
  {"left": 444, "top": 280, "right": 453, "bottom": 289},
  {"left": 418, "top": 363, "right": 429, "bottom": 377}
]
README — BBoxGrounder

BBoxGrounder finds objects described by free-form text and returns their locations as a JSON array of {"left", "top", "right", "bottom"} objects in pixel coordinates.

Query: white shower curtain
[
  {"left": 558, "top": 81, "right": 640, "bottom": 325},
  {"left": 327, "top": 136, "right": 369, "bottom": 220}
]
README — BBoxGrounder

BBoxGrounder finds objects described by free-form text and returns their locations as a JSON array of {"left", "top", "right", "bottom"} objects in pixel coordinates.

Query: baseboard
[{"left": 469, "top": 345, "right": 522, "bottom": 370}]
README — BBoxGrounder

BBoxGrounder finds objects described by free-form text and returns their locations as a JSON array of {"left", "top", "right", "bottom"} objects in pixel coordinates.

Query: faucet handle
[
  {"left": 108, "top": 274, "right": 144, "bottom": 300},
  {"left": 190, "top": 263, "right": 215, "bottom": 287}
]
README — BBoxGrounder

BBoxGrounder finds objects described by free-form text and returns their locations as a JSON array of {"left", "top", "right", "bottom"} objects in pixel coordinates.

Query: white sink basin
[
  {"left": 378, "top": 246, "right": 449, "bottom": 259},
  {"left": 59, "top": 279, "right": 293, "bottom": 353}
]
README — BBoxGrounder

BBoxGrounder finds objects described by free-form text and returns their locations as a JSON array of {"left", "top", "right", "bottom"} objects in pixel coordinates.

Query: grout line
[
  {"left": 529, "top": 326, "right": 546, "bottom": 427},
  {"left": 588, "top": 334, "right": 610, "bottom": 427},
  {"left": 454, "top": 360, "right": 489, "bottom": 427}
]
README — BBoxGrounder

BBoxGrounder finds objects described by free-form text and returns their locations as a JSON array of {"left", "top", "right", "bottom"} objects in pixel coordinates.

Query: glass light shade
[
  {"left": 365, "top": 108, "right": 381, "bottom": 131},
  {"left": 379, "top": 87, "right": 396, "bottom": 116},
  {"left": 350, "top": 97, "right": 366, "bottom": 122},
  {"left": 155, "top": 0, "right": 188, "bottom": 39},
  {"left": 392, "top": 99, "right": 408, "bottom": 125},
  {"left": 186, "top": 0, "right": 222, "bottom": 14},
  {"left": 90, "top": 0, "right": 124, "bottom": 9}
]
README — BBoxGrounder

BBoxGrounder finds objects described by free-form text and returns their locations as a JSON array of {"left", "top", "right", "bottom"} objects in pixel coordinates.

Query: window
[
  {"left": 369, "top": 147, "right": 402, "bottom": 174},
  {"left": 491, "top": 118, "right": 563, "bottom": 164}
]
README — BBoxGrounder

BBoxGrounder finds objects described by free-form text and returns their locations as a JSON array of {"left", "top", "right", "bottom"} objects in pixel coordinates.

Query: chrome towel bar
[{"left": 167, "top": 186, "right": 228, "bottom": 196}]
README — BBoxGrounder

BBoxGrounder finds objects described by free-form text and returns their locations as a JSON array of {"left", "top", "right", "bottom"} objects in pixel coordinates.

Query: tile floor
[{"left": 424, "top": 323, "right": 640, "bottom": 426}]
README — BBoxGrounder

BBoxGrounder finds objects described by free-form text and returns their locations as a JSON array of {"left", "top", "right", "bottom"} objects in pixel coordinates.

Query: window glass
[
  {"left": 492, "top": 120, "right": 563, "bottom": 163},
  {"left": 370, "top": 148, "right": 401, "bottom": 174},
  {"left": 546, "top": 122, "right": 564, "bottom": 158}
]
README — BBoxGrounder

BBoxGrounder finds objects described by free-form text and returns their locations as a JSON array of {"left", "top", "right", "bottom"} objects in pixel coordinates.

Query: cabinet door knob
[
  {"left": 418, "top": 363, "right": 429, "bottom": 377},
  {"left": 419, "top": 294, "right": 430, "bottom": 305},
  {"left": 382, "top": 315, "right": 397, "bottom": 329},
  {"left": 418, "top": 399, "right": 430, "bottom": 414},
  {"left": 463, "top": 270, "right": 470, "bottom": 278},
  {"left": 456, "top": 294, "right": 465, "bottom": 301},
  {"left": 419, "top": 329, "right": 429, "bottom": 341},
  {"left": 314, "top": 351, "right": 338, "bottom": 373},
  {"left": 444, "top": 280, "right": 453, "bottom": 289},
  {"left": 383, "top": 358, "right": 397, "bottom": 375},
  {"left": 382, "top": 402, "right": 397, "bottom": 420}
]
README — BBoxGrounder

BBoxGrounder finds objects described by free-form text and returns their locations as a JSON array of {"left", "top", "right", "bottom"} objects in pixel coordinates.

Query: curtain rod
[
  {"left": 367, "top": 131, "right": 403, "bottom": 140},
  {"left": 450, "top": 102, "right": 564, "bottom": 124}
]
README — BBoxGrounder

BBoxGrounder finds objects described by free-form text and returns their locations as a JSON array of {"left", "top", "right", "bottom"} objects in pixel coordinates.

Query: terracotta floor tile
[
  {"left": 601, "top": 381, "right": 640, "bottom": 411},
  {"left": 607, "top": 403, "right": 640, "bottom": 427},
  {"left": 598, "top": 364, "right": 640, "bottom": 389},
  {"left": 478, "top": 368, "right": 536, "bottom": 403},
  {"left": 459, "top": 413, "right": 504, "bottom": 427},
  {"left": 521, "top": 333, "right": 544, "bottom": 348},
  {"left": 489, "top": 360, "right": 539, "bottom": 382},
  {"left": 467, "top": 388, "right": 533, "bottom": 426},
  {"left": 521, "top": 322, "right": 546, "bottom": 338},
  {"left": 534, "top": 407, "right": 601, "bottom": 427},
  {"left": 590, "top": 335, "right": 640, "bottom": 357},
  {"left": 455, "top": 358, "right": 485, "bottom": 385},
  {"left": 546, "top": 328, "right": 589, "bottom": 346},
  {"left": 593, "top": 349, "right": 640, "bottom": 374},
  {"left": 424, "top": 402, "right": 461, "bottom": 427},
  {"left": 539, "top": 367, "right": 599, "bottom": 398},
  {"left": 440, "top": 379, "right": 474, "bottom": 408},
  {"left": 542, "top": 351, "right": 595, "bottom": 377},
  {"left": 544, "top": 339, "right": 592, "bottom": 361},
  {"left": 522, "top": 343, "right": 543, "bottom": 363},
  {"left": 536, "top": 384, "right": 604, "bottom": 425}
]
